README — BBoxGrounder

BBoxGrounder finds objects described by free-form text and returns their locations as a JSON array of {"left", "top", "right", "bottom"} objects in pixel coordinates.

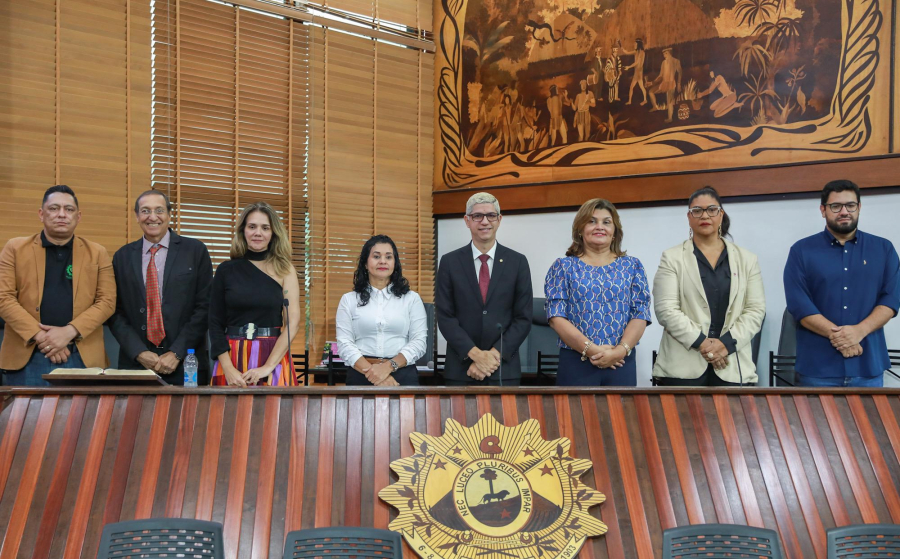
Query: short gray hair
[{"left": 465, "top": 192, "right": 501, "bottom": 215}]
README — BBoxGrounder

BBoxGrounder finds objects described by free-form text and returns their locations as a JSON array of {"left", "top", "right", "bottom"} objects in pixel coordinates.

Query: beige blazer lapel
[
  {"left": 31, "top": 236, "right": 46, "bottom": 306},
  {"left": 682, "top": 240, "right": 708, "bottom": 307},
  {"left": 725, "top": 240, "right": 741, "bottom": 311}
]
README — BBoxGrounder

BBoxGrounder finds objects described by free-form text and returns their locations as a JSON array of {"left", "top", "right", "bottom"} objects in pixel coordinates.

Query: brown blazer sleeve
[
  {"left": 69, "top": 244, "right": 116, "bottom": 338},
  {"left": 0, "top": 238, "right": 41, "bottom": 344}
]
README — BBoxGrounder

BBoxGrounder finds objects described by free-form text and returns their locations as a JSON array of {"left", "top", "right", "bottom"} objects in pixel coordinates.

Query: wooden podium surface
[{"left": 1, "top": 386, "right": 899, "bottom": 559}]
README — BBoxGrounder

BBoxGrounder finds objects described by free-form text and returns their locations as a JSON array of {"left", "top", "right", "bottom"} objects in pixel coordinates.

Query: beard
[{"left": 828, "top": 216, "right": 858, "bottom": 234}]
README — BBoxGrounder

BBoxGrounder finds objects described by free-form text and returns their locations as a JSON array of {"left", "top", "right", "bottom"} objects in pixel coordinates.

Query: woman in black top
[{"left": 209, "top": 202, "right": 301, "bottom": 386}]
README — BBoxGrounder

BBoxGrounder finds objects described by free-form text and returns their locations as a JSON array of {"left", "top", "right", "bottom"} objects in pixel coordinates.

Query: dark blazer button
[
  {"left": 141, "top": 325, "right": 146, "bottom": 331},
  {"left": 140, "top": 308, "right": 145, "bottom": 313},
  {"left": 483, "top": 310, "right": 487, "bottom": 315}
]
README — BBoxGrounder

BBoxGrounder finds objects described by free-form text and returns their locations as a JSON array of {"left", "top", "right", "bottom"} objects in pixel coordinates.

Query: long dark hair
[
  {"left": 688, "top": 186, "right": 731, "bottom": 238},
  {"left": 353, "top": 235, "right": 411, "bottom": 306}
]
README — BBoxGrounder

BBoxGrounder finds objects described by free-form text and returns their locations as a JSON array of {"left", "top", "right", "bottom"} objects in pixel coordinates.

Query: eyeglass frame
[
  {"left": 688, "top": 205, "right": 722, "bottom": 218},
  {"left": 138, "top": 207, "right": 169, "bottom": 216},
  {"left": 466, "top": 212, "right": 501, "bottom": 223},
  {"left": 825, "top": 202, "right": 859, "bottom": 213}
]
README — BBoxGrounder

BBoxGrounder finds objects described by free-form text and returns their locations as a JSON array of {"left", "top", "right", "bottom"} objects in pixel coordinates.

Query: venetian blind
[
  {"left": 305, "top": 29, "right": 435, "bottom": 355},
  {"left": 150, "top": 0, "right": 434, "bottom": 354},
  {"left": 0, "top": 0, "right": 151, "bottom": 251},
  {"left": 150, "top": 0, "right": 308, "bottom": 348}
]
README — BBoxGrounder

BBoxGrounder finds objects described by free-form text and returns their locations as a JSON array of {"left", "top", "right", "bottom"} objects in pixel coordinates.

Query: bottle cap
[{"left": 187, "top": 349, "right": 195, "bottom": 354}]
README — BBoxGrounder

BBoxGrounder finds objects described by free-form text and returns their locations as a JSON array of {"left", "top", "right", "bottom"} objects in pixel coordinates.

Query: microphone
[
  {"left": 496, "top": 323, "right": 504, "bottom": 387},
  {"left": 283, "top": 298, "right": 295, "bottom": 384}
]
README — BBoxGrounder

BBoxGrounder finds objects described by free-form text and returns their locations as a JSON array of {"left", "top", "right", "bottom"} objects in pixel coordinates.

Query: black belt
[{"left": 226, "top": 324, "right": 281, "bottom": 340}]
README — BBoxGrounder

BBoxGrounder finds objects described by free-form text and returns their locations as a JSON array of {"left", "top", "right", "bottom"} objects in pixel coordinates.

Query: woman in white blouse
[{"left": 336, "top": 235, "right": 428, "bottom": 386}]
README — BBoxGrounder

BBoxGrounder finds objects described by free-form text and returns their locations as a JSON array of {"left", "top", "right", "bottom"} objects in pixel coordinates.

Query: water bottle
[{"left": 184, "top": 349, "right": 198, "bottom": 387}]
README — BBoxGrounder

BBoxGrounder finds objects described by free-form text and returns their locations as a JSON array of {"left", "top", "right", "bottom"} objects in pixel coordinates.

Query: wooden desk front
[{"left": 0, "top": 387, "right": 899, "bottom": 559}]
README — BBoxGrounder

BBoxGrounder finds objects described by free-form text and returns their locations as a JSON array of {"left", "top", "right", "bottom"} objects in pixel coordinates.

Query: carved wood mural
[{"left": 434, "top": 0, "right": 896, "bottom": 193}]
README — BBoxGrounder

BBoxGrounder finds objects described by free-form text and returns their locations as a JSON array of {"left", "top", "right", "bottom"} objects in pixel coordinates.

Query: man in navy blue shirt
[{"left": 784, "top": 180, "right": 900, "bottom": 387}]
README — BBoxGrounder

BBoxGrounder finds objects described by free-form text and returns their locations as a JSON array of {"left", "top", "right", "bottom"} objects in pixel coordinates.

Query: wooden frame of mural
[{"left": 433, "top": 0, "right": 899, "bottom": 213}]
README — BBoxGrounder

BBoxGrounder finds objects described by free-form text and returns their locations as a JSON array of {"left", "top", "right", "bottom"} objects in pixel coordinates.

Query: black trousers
[
  {"left": 444, "top": 377, "right": 521, "bottom": 386},
  {"left": 653, "top": 365, "right": 748, "bottom": 387},
  {"left": 345, "top": 364, "right": 419, "bottom": 386}
]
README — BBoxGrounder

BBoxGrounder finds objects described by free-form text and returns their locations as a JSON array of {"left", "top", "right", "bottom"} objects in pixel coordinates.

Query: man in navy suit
[
  {"left": 436, "top": 192, "right": 532, "bottom": 385},
  {"left": 108, "top": 190, "right": 213, "bottom": 385}
]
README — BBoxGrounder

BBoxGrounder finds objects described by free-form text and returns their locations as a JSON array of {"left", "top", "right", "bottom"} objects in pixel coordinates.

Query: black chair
[
  {"left": 292, "top": 350, "right": 309, "bottom": 386},
  {"left": 888, "top": 349, "right": 900, "bottom": 383},
  {"left": 769, "top": 353, "right": 798, "bottom": 386},
  {"left": 535, "top": 351, "right": 558, "bottom": 385},
  {"left": 96, "top": 518, "right": 224, "bottom": 559},
  {"left": 662, "top": 523, "right": 784, "bottom": 559},
  {"left": 326, "top": 348, "right": 349, "bottom": 386},
  {"left": 770, "top": 309, "right": 799, "bottom": 386},
  {"left": 434, "top": 352, "right": 445, "bottom": 372},
  {"left": 283, "top": 527, "right": 403, "bottom": 559},
  {"left": 416, "top": 303, "right": 436, "bottom": 368},
  {"left": 651, "top": 350, "right": 659, "bottom": 385},
  {"left": 827, "top": 523, "right": 900, "bottom": 558}
]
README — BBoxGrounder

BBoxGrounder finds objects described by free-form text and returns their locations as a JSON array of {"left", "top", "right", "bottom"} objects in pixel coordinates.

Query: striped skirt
[{"left": 210, "top": 336, "right": 295, "bottom": 387}]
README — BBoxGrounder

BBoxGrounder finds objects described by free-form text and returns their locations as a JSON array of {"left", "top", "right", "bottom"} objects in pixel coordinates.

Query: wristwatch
[
  {"left": 618, "top": 341, "right": 633, "bottom": 357},
  {"left": 388, "top": 358, "right": 400, "bottom": 372}
]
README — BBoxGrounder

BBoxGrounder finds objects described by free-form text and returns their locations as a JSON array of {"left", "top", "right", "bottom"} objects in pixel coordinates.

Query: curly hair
[
  {"left": 566, "top": 198, "right": 626, "bottom": 257},
  {"left": 353, "top": 235, "right": 411, "bottom": 306}
]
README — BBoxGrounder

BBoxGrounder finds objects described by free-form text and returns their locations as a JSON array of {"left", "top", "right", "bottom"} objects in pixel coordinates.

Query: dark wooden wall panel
[{"left": 2, "top": 389, "right": 900, "bottom": 559}]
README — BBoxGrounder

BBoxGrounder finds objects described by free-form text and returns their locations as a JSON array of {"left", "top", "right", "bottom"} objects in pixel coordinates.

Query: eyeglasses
[
  {"left": 826, "top": 202, "right": 859, "bottom": 213},
  {"left": 139, "top": 208, "right": 168, "bottom": 216},
  {"left": 467, "top": 213, "right": 500, "bottom": 223},
  {"left": 689, "top": 206, "right": 721, "bottom": 218}
]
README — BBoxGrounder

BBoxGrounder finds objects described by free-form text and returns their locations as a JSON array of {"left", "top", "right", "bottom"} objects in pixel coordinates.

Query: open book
[{"left": 49, "top": 368, "right": 159, "bottom": 378}]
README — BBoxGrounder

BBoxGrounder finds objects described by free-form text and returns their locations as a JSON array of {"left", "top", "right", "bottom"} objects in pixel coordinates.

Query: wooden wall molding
[{"left": 433, "top": 155, "right": 900, "bottom": 215}]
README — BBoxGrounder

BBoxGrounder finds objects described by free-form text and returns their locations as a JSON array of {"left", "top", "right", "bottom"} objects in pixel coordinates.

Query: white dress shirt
[
  {"left": 472, "top": 241, "right": 497, "bottom": 282},
  {"left": 335, "top": 285, "right": 428, "bottom": 367}
]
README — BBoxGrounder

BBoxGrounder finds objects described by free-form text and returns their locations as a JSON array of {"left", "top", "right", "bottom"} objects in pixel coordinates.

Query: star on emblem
[{"left": 379, "top": 414, "right": 607, "bottom": 559}]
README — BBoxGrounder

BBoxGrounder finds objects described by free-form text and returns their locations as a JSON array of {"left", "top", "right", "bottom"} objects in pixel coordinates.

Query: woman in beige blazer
[{"left": 652, "top": 187, "right": 766, "bottom": 385}]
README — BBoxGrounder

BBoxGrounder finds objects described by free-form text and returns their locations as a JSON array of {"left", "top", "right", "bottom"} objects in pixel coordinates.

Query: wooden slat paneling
[
  {"left": 0, "top": 396, "right": 58, "bottom": 559},
  {"left": 1, "top": 389, "right": 900, "bottom": 559},
  {"left": 741, "top": 396, "right": 804, "bottom": 559}
]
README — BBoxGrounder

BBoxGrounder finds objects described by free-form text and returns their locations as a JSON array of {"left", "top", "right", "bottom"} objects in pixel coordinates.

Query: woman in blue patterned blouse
[{"left": 544, "top": 198, "right": 652, "bottom": 386}]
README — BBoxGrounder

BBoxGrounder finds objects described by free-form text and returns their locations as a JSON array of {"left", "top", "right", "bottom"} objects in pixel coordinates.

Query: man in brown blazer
[{"left": 0, "top": 185, "right": 116, "bottom": 385}]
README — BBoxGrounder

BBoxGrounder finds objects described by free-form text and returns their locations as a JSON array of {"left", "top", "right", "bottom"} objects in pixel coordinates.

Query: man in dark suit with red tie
[
  {"left": 436, "top": 192, "right": 532, "bottom": 385},
  {"left": 108, "top": 190, "right": 213, "bottom": 385}
]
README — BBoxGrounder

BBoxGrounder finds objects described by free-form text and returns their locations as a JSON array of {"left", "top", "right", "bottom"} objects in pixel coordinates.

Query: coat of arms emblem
[{"left": 379, "top": 414, "right": 607, "bottom": 559}]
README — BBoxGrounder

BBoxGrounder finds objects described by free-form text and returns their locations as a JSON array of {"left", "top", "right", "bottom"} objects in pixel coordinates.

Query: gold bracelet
[{"left": 580, "top": 340, "right": 593, "bottom": 362}]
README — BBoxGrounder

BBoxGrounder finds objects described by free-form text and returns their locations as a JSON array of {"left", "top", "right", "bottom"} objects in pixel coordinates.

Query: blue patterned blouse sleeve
[
  {"left": 544, "top": 258, "right": 569, "bottom": 320},
  {"left": 629, "top": 257, "right": 653, "bottom": 324}
]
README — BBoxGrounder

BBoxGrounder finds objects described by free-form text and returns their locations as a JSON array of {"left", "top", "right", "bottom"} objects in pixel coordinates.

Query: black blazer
[
  {"left": 108, "top": 230, "right": 213, "bottom": 384},
  {"left": 436, "top": 242, "right": 532, "bottom": 381}
]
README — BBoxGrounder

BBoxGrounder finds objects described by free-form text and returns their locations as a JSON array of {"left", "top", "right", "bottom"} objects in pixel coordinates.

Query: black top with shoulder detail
[{"left": 208, "top": 257, "right": 284, "bottom": 357}]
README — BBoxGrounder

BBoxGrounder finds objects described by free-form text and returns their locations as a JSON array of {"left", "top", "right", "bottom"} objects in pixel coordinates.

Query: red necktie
[
  {"left": 478, "top": 253, "right": 490, "bottom": 304},
  {"left": 146, "top": 245, "right": 166, "bottom": 346}
]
